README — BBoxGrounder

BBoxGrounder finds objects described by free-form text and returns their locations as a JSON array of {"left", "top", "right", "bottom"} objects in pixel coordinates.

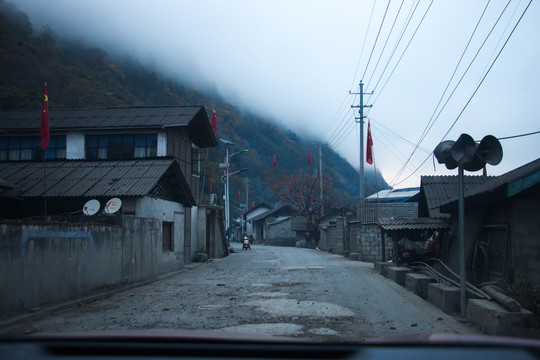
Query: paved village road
[{"left": 1, "top": 245, "right": 479, "bottom": 342}]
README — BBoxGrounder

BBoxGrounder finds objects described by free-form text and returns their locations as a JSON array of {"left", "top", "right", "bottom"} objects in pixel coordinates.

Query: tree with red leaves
[{"left": 270, "top": 170, "right": 338, "bottom": 246}]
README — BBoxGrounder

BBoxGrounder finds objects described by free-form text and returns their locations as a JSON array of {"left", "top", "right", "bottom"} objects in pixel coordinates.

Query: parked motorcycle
[{"left": 242, "top": 235, "right": 251, "bottom": 250}]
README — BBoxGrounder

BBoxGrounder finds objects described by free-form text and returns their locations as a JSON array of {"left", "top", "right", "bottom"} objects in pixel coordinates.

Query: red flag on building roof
[
  {"left": 238, "top": 190, "right": 241, "bottom": 201},
  {"left": 209, "top": 182, "right": 213, "bottom": 194},
  {"left": 40, "top": 82, "right": 49, "bottom": 151},
  {"left": 273, "top": 155, "right": 277, "bottom": 168},
  {"left": 308, "top": 150, "right": 311, "bottom": 166},
  {"left": 366, "top": 120, "right": 373, "bottom": 165},
  {"left": 210, "top": 106, "right": 216, "bottom": 132}
]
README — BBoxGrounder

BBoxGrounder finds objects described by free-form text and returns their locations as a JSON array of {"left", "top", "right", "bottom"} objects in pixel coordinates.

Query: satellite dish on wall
[
  {"left": 104, "top": 198, "right": 122, "bottom": 214},
  {"left": 83, "top": 199, "right": 100, "bottom": 216}
]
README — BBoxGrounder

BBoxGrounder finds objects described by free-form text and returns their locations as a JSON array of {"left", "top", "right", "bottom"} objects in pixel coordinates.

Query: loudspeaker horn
[
  {"left": 450, "top": 133, "right": 477, "bottom": 165},
  {"left": 462, "top": 135, "right": 503, "bottom": 172},
  {"left": 478, "top": 135, "right": 503, "bottom": 166},
  {"left": 434, "top": 140, "right": 458, "bottom": 170}
]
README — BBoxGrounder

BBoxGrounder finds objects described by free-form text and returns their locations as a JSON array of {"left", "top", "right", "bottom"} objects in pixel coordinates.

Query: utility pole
[
  {"left": 350, "top": 81, "right": 372, "bottom": 199},
  {"left": 318, "top": 142, "right": 324, "bottom": 217},
  {"left": 243, "top": 178, "right": 250, "bottom": 234}
]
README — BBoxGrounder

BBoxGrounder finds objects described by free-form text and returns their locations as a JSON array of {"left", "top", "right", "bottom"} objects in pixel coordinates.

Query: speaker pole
[{"left": 458, "top": 165, "right": 467, "bottom": 318}]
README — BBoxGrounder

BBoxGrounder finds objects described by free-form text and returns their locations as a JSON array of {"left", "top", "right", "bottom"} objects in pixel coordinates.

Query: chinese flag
[
  {"left": 210, "top": 106, "right": 216, "bottom": 132},
  {"left": 366, "top": 120, "right": 373, "bottom": 165},
  {"left": 308, "top": 151, "right": 311, "bottom": 166},
  {"left": 273, "top": 155, "right": 277, "bottom": 168},
  {"left": 40, "top": 83, "right": 49, "bottom": 151},
  {"left": 238, "top": 190, "right": 241, "bottom": 201}
]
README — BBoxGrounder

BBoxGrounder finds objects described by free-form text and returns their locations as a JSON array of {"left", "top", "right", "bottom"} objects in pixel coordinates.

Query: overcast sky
[{"left": 14, "top": 0, "right": 540, "bottom": 188}]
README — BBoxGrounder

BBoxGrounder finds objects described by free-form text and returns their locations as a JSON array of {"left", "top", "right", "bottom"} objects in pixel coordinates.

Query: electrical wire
[
  {"left": 365, "top": 0, "right": 406, "bottom": 90},
  {"left": 392, "top": 0, "right": 532, "bottom": 188},
  {"left": 362, "top": 0, "right": 393, "bottom": 81},
  {"left": 440, "top": 0, "right": 532, "bottom": 141},
  {"left": 367, "top": 0, "right": 434, "bottom": 110},
  {"left": 498, "top": 130, "right": 540, "bottom": 140},
  {"left": 389, "top": 0, "right": 496, "bottom": 186},
  {"left": 367, "top": 0, "right": 421, "bottom": 99}
]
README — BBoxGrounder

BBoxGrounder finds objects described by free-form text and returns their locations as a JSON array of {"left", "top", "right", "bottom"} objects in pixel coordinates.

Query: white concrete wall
[
  {"left": 135, "top": 197, "right": 184, "bottom": 222},
  {"left": 66, "top": 133, "right": 85, "bottom": 159}
]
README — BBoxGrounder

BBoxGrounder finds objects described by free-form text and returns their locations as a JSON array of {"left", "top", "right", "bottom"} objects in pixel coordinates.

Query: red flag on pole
[
  {"left": 238, "top": 190, "right": 241, "bottom": 201},
  {"left": 40, "top": 83, "right": 49, "bottom": 151},
  {"left": 273, "top": 155, "right": 277, "bottom": 168},
  {"left": 210, "top": 106, "right": 216, "bottom": 132},
  {"left": 209, "top": 182, "right": 213, "bottom": 194},
  {"left": 308, "top": 150, "right": 311, "bottom": 166},
  {"left": 366, "top": 120, "right": 373, "bottom": 165}
]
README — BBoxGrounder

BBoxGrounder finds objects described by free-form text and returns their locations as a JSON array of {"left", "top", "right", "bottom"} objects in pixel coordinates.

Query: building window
[
  {"left": 191, "top": 147, "right": 201, "bottom": 176},
  {"left": 0, "top": 135, "right": 66, "bottom": 161},
  {"left": 86, "top": 134, "right": 157, "bottom": 160}
]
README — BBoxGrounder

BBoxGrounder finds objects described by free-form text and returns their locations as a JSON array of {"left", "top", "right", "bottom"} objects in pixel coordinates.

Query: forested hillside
[{"left": 0, "top": 0, "right": 387, "bottom": 207}]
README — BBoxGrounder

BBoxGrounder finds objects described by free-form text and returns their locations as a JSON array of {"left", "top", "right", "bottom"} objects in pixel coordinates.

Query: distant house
[
  {"left": 366, "top": 187, "right": 420, "bottom": 203},
  {"left": 249, "top": 204, "right": 295, "bottom": 245},
  {"left": 439, "top": 158, "right": 540, "bottom": 286},
  {"left": 0, "top": 106, "right": 225, "bottom": 262},
  {"left": 243, "top": 203, "right": 271, "bottom": 236}
]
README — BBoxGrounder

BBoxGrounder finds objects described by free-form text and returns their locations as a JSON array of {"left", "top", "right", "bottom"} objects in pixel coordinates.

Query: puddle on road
[
  {"left": 282, "top": 266, "right": 326, "bottom": 271},
  {"left": 309, "top": 327, "right": 339, "bottom": 336},
  {"left": 248, "top": 291, "right": 289, "bottom": 298},
  {"left": 245, "top": 298, "right": 355, "bottom": 317},
  {"left": 197, "top": 304, "right": 229, "bottom": 310},
  {"left": 252, "top": 283, "right": 272, "bottom": 287},
  {"left": 219, "top": 323, "right": 303, "bottom": 336}
]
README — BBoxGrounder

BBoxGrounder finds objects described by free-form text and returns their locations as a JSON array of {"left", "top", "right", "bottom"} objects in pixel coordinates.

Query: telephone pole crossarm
[{"left": 350, "top": 81, "right": 372, "bottom": 200}]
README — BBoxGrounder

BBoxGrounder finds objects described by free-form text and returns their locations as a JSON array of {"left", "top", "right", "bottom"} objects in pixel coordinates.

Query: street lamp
[{"left": 219, "top": 139, "right": 248, "bottom": 244}]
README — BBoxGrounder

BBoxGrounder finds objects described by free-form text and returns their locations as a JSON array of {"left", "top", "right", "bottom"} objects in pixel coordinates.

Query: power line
[
  {"left": 390, "top": 0, "right": 496, "bottom": 186},
  {"left": 368, "top": 0, "right": 421, "bottom": 97},
  {"left": 366, "top": 0, "right": 434, "bottom": 109},
  {"left": 392, "top": 0, "right": 532, "bottom": 188},
  {"left": 362, "top": 0, "right": 392, "bottom": 81},
  {"left": 498, "top": 130, "right": 540, "bottom": 141},
  {"left": 440, "top": 0, "right": 532, "bottom": 141},
  {"left": 365, "top": 0, "right": 406, "bottom": 90}
]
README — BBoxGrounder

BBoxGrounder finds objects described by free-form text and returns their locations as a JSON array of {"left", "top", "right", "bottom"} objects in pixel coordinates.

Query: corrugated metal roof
[
  {"left": 0, "top": 158, "right": 186, "bottom": 200},
  {"left": 0, "top": 106, "right": 218, "bottom": 148},
  {"left": 0, "top": 106, "right": 202, "bottom": 130},
  {"left": 379, "top": 217, "right": 450, "bottom": 231},
  {"left": 367, "top": 187, "right": 420, "bottom": 202},
  {"left": 440, "top": 157, "right": 540, "bottom": 209},
  {"left": 419, "top": 175, "right": 491, "bottom": 218}
]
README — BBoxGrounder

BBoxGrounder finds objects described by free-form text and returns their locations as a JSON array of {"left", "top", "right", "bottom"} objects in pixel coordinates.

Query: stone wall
[
  {"left": 265, "top": 219, "right": 296, "bottom": 247},
  {"left": 349, "top": 222, "right": 392, "bottom": 262},
  {"left": 0, "top": 215, "right": 185, "bottom": 318}
]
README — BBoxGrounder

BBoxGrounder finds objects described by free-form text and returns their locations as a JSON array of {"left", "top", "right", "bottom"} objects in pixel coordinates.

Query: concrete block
[
  {"left": 386, "top": 266, "right": 413, "bottom": 286},
  {"left": 405, "top": 273, "right": 435, "bottom": 299},
  {"left": 348, "top": 252, "right": 363, "bottom": 261},
  {"left": 374, "top": 262, "right": 390, "bottom": 276},
  {"left": 428, "top": 283, "right": 460, "bottom": 314},
  {"left": 467, "top": 299, "right": 538, "bottom": 338}
]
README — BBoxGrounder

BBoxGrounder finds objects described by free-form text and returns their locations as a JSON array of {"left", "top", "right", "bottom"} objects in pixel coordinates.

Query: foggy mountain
[{"left": 0, "top": 0, "right": 388, "bottom": 208}]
